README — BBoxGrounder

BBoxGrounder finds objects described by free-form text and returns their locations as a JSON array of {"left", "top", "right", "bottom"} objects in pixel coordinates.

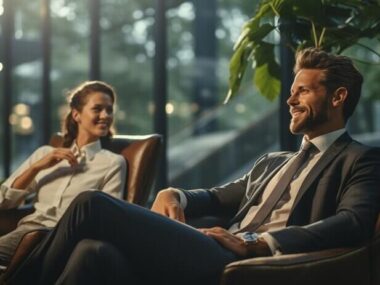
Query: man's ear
[
  {"left": 332, "top": 87, "right": 348, "bottom": 108},
  {"left": 72, "top": 109, "right": 81, "bottom": 123}
]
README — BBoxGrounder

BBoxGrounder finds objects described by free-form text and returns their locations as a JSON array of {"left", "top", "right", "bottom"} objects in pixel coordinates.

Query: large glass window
[
  {"left": 1, "top": 0, "right": 379, "bottom": 186},
  {"left": 101, "top": 0, "right": 155, "bottom": 134},
  {"left": 166, "top": 0, "right": 278, "bottom": 188},
  {"left": 344, "top": 40, "right": 380, "bottom": 144},
  {"left": 0, "top": 0, "right": 3, "bottom": 176},
  {"left": 9, "top": 0, "right": 42, "bottom": 169},
  {"left": 50, "top": 0, "right": 90, "bottom": 133}
]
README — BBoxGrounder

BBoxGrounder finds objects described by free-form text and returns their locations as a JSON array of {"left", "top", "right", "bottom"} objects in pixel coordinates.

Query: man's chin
[{"left": 289, "top": 122, "right": 305, "bottom": 135}]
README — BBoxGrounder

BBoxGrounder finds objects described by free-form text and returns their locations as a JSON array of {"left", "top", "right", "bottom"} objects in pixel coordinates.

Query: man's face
[{"left": 288, "top": 69, "right": 333, "bottom": 139}]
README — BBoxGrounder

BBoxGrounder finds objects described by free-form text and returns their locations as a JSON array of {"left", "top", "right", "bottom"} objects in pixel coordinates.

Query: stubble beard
[{"left": 289, "top": 104, "right": 330, "bottom": 136}]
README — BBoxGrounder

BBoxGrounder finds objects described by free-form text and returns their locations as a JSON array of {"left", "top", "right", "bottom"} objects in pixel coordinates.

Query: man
[{"left": 8, "top": 48, "right": 380, "bottom": 285}]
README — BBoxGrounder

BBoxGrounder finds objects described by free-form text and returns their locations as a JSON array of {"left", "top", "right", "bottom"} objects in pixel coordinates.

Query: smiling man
[{"left": 9, "top": 48, "right": 380, "bottom": 285}]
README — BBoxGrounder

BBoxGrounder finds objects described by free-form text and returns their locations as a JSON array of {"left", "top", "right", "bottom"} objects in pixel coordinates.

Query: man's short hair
[{"left": 294, "top": 48, "right": 363, "bottom": 121}]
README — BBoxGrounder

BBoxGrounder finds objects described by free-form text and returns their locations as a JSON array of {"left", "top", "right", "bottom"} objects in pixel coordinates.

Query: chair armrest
[
  {"left": 0, "top": 205, "right": 35, "bottom": 236},
  {"left": 221, "top": 247, "right": 371, "bottom": 285},
  {"left": 0, "top": 229, "right": 50, "bottom": 283}
]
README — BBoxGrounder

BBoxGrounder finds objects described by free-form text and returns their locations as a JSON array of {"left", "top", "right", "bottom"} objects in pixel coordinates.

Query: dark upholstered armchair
[
  {"left": 220, "top": 213, "right": 380, "bottom": 285},
  {"left": 0, "top": 133, "right": 162, "bottom": 282}
]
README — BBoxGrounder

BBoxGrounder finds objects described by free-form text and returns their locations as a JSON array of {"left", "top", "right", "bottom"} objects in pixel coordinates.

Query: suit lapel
[
  {"left": 229, "top": 155, "right": 293, "bottom": 225},
  {"left": 292, "top": 133, "right": 352, "bottom": 209}
]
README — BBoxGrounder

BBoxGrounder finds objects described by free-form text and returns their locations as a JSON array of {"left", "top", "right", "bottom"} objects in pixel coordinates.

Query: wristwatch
[
  {"left": 241, "top": 232, "right": 272, "bottom": 257},
  {"left": 241, "top": 232, "right": 259, "bottom": 245}
]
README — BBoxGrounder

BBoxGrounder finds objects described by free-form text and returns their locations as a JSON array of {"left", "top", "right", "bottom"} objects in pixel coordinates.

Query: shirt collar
[
  {"left": 301, "top": 128, "right": 346, "bottom": 154},
  {"left": 71, "top": 140, "right": 101, "bottom": 161}
]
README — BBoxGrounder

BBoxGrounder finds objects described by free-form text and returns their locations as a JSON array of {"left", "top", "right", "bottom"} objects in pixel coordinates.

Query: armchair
[
  {"left": 0, "top": 133, "right": 162, "bottom": 282},
  {"left": 221, "top": 213, "right": 380, "bottom": 285}
]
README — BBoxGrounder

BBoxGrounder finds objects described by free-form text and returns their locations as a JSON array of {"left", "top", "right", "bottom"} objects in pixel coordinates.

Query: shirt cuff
[
  {"left": 172, "top": 189, "right": 188, "bottom": 209},
  {"left": 260, "top": 232, "right": 282, "bottom": 256},
  {"left": 0, "top": 184, "right": 29, "bottom": 207}
]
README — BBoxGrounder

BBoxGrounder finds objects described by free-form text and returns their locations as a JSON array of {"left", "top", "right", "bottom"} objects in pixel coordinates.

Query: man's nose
[{"left": 287, "top": 93, "right": 298, "bottom": 106}]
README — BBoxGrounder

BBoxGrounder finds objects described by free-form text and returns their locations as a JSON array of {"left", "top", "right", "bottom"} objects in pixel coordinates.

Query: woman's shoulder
[
  {"left": 20, "top": 145, "right": 54, "bottom": 164},
  {"left": 32, "top": 145, "right": 55, "bottom": 156},
  {"left": 99, "top": 149, "right": 126, "bottom": 164}
]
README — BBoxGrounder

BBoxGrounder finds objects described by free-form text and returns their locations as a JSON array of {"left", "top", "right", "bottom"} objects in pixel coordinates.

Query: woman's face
[{"left": 72, "top": 92, "right": 114, "bottom": 143}]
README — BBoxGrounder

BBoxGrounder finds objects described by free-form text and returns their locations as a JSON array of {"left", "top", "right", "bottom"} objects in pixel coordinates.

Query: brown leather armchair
[
  {"left": 221, "top": 213, "right": 380, "bottom": 285},
  {"left": 0, "top": 133, "right": 162, "bottom": 282}
]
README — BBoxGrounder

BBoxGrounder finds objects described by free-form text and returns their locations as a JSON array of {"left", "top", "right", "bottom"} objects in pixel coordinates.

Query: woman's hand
[
  {"left": 32, "top": 148, "right": 78, "bottom": 171},
  {"left": 11, "top": 148, "right": 78, "bottom": 190},
  {"left": 151, "top": 188, "right": 186, "bottom": 223}
]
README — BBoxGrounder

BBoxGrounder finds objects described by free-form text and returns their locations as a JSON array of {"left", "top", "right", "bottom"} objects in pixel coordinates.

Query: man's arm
[
  {"left": 151, "top": 188, "right": 186, "bottom": 222},
  {"left": 270, "top": 147, "right": 380, "bottom": 254}
]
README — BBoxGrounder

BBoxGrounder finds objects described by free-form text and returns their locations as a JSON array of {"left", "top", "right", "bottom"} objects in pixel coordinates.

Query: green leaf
[
  {"left": 226, "top": 38, "right": 254, "bottom": 103},
  {"left": 253, "top": 42, "right": 281, "bottom": 100},
  {"left": 248, "top": 23, "right": 275, "bottom": 42},
  {"left": 225, "top": 0, "right": 380, "bottom": 103},
  {"left": 254, "top": 63, "right": 281, "bottom": 101}
]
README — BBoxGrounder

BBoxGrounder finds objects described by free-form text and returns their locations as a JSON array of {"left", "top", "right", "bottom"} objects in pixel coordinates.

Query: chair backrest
[
  {"left": 375, "top": 214, "right": 380, "bottom": 236},
  {"left": 49, "top": 133, "right": 162, "bottom": 206},
  {"left": 371, "top": 214, "right": 380, "bottom": 285}
]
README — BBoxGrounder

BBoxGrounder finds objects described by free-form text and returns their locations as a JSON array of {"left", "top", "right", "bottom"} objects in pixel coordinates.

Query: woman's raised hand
[
  {"left": 11, "top": 148, "right": 78, "bottom": 190},
  {"left": 32, "top": 148, "right": 78, "bottom": 171}
]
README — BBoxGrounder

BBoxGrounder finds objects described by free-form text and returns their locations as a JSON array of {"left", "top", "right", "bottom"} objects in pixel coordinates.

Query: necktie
[{"left": 242, "top": 141, "right": 316, "bottom": 232}]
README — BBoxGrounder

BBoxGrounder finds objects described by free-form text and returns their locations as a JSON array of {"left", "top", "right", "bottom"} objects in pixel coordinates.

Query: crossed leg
[{"left": 9, "top": 191, "right": 237, "bottom": 285}]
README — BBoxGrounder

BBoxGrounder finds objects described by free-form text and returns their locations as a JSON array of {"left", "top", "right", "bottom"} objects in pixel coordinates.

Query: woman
[{"left": 0, "top": 81, "right": 126, "bottom": 264}]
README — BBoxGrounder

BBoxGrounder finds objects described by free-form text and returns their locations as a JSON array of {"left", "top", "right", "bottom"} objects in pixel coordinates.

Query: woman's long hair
[{"left": 62, "top": 81, "right": 117, "bottom": 147}]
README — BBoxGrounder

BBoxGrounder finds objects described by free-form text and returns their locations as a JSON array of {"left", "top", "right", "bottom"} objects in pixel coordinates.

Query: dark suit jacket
[{"left": 183, "top": 133, "right": 380, "bottom": 254}]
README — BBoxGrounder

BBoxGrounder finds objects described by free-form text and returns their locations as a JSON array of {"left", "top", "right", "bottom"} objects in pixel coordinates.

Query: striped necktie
[{"left": 242, "top": 141, "right": 316, "bottom": 232}]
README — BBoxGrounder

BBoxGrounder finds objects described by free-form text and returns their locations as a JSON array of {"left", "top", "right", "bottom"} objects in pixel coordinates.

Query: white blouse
[{"left": 0, "top": 140, "right": 127, "bottom": 228}]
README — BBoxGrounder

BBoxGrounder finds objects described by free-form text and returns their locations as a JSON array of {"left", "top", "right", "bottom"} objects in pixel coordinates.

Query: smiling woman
[
  {"left": 0, "top": 80, "right": 127, "bottom": 265},
  {"left": 62, "top": 81, "right": 116, "bottom": 148}
]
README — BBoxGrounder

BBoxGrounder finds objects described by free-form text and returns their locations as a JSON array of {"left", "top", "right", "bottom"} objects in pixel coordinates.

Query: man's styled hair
[{"left": 294, "top": 48, "right": 363, "bottom": 121}]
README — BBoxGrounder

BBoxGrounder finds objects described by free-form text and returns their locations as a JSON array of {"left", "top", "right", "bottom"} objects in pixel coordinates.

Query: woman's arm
[
  {"left": 0, "top": 146, "right": 78, "bottom": 209},
  {"left": 11, "top": 148, "right": 78, "bottom": 190}
]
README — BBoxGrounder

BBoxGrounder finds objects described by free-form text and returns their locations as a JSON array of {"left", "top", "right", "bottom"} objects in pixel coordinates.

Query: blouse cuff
[{"left": 0, "top": 184, "right": 29, "bottom": 204}]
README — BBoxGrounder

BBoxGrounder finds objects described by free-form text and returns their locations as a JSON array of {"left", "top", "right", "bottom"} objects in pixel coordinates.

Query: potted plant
[{"left": 225, "top": 0, "right": 380, "bottom": 103}]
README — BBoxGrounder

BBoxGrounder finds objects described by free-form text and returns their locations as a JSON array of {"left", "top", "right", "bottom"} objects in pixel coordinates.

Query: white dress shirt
[{"left": 0, "top": 140, "right": 126, "bottom": 228}]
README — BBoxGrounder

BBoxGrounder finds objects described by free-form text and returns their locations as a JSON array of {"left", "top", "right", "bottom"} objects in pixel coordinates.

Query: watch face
[{"left": 242, "top": 232, "right": 259, "bottom": 244}]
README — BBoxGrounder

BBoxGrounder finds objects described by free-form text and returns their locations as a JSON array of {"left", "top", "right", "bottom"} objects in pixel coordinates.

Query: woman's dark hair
[
  {"left": 62, "top": 81, "right": 117, "bottom": 147},
  {"left": 294, "top": 48, "right": 363, "bottom": 122}
]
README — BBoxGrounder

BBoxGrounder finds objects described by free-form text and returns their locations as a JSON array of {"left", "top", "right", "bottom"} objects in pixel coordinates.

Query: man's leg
[
  {"left": 9, "top": 191, "right": 237, "bottom": 285},
  {"left": 56, "top": 239, "right": 137, "bottom": 285}
]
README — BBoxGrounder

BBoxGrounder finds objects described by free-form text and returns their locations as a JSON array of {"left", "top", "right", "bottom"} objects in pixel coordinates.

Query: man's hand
[
  {"left": 151, "top": 188, "right": 186, "bottom": 223},
  {"left": 198, "top": 227, "right": 271, "bottom": 257},
  {"left": 199, "top": 227, "right": 248, "bottom": 257}
]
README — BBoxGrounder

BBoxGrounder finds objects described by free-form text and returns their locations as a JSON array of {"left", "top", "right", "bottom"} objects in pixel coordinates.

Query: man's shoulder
[
  {"left": 345, "top": 139, "right": 380, "bottom": 156},
  {"left": 252, "top": 151, "right": 293, "bottom": 171},
  {"left": 261, "top": 151, "right": 294, "bottom": 163}
]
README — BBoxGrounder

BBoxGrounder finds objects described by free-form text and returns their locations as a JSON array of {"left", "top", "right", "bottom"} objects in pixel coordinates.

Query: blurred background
[{"left": 0, "top": 0, "right": 379, "bottom": 194}]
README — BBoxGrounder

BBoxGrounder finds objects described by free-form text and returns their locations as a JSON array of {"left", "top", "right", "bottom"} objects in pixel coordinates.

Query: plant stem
[
  {"left": 311, "top": 21, "right": 318, "bottom": 48},
  {"left": 318, "top": 27, "right": 326, "bottom": 48}
]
